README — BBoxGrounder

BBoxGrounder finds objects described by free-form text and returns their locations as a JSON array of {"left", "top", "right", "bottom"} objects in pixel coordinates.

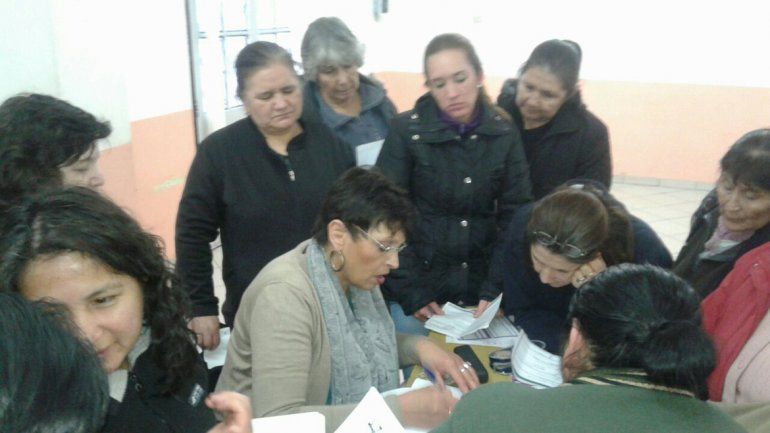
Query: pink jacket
[{"left": 702, "top": 242, "right": 770, "bottom": 402}]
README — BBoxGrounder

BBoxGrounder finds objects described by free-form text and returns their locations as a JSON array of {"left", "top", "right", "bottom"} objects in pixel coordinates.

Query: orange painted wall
[
  {"left": 374, "top": 71, "right": 770, "bottom": 184},
  {"left": 100, "top": 110, "right": 197, "bottom": 259}
]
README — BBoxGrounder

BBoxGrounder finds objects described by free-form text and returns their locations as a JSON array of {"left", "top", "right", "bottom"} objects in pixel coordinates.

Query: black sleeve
[
  {"left": 630, "top": 215, "right": 673, "bottom": 268},
  {"left": 375, "top": 117, "right": 412, "bottom": 189},
  {"left": 575, "top": 114, "right": 612, "bottom": 189},
  {"left": 376, "top": 118, "right": 437, "bottom": 314},
  {"left": 175, "top": 141, "right": 223, "bottom": 318},
  {"left": 479, "top": 130, "right": 533, "bottom": 301}
]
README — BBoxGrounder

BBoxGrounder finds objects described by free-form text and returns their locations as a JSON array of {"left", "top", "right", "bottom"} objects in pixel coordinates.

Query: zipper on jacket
[{"left": 280, "top": 155, "right": 296, "bottom": 181}]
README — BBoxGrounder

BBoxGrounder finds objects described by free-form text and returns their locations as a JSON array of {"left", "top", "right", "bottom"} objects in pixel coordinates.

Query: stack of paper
[
  {"left": 510, "top": 332, "right": 563, "bottom": 388},
  {"left": 424, "top": 294, "right": 502, "bottom": 339}
]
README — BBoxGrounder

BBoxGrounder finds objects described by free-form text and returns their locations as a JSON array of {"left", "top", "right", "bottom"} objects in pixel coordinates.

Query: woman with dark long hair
[{"left": 0, "top": 188, "right": 217, "bottom": 433}]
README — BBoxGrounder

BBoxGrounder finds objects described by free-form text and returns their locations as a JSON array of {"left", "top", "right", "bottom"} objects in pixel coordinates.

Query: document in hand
[
  {"left": 446, "top": 316, "right": 519, "bottom": 348},
  {"left": 424, "top": 294, "right": 502, "bottom": 339},
  {"left": 510, "top": 330, "right": 563, "bottom": 389}
]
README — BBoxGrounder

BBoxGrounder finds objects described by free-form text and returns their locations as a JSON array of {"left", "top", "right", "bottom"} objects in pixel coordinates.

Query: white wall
[
  {"left": 259, "top": 0, "right": 770, "bottom": 89},
  {"left": 1, "top": 0, "right": 194, "bottom": 148}
]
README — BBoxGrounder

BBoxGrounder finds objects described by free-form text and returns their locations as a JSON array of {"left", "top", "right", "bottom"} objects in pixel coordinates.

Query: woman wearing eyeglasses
[
  {"left": 495, "top": 182, "right": 672, "bottom": 354},
  {"left": 216, "top": 168, "right": 478, "bottom": 432}
]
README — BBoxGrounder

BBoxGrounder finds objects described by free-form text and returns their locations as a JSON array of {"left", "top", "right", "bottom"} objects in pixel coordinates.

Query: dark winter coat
[
  {"left": 376, "top": 93, "right": 532, "bottom": 315},
  {"left": 175, "top": 117, "right": 354, "bottom": 325},
  {"left": 674, "top": 190, "right": 770, "bottom": 299},
  {"left": 497, "top": 79, "right": 611, "bottom": 199}
]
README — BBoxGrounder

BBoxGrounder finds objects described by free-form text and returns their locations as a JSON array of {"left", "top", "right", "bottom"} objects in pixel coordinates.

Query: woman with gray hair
[{"left": 301, "top": 16, "right": 396, "bottom": 151}]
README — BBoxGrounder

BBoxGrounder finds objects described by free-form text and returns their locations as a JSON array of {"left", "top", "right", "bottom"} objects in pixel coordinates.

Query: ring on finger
[{"left": 576, "top": 276, "right": 587, "bottom": 283}]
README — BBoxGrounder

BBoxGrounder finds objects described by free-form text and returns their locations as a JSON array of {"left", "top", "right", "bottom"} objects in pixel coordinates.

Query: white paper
[
  {"left": 510, "top": 331, "right": 563, "bottom": 388},
  {"left": 380, "top": 379, "right": 462, "bottom": 433},
  {"left": 251, "top": 411, "right": 325, "bottom": 432},
  {"left": 202, "top": 327, "right": 230, "bottom": 368},
  {"left": 424, "top": 294, "right": 502, "bottom": 339},
  {"left": 355, "top": 139, "right": 385, "bottom": 166},
  {"left": 335, "top": 387, "right": 405, "bottom": 433},
  {"left": 446, "top": 316, "right": 519, "bottom": 348}
]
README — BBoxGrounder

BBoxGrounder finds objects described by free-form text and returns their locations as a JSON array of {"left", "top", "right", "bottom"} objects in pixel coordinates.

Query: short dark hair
[
  {"left": 568, "top": 264, "right": 715, "bottom": 399},
  {"left": 527, "top": 183, "right": 633, "bottom": 265},
  {"left": 0, "top": 93, "right": 111, "bottom": 205},
  {"left": 301, "top": 16, "right": 364, "bottom": 81},
  {"left": 0, "top": 292, "right": 108, "bottom": 433},
  {"left": 313, "top": 167, "right": 416, "bottom": 245},
  {"left": 519, "top": 39, "right": 582, "bottom": 95},
  {"left": 235, "top": 41, "right": 298, "bottom": 98},
  {"left": 720, "top": 128, "right": 770, "bottom": 191},
  {"left": 0, "top": 187, "right": 198, "bottom": 394}
]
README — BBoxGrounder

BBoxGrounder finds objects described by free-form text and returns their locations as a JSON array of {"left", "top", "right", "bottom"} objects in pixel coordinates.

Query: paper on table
[
  {"left": 446, "top": 316, "right": 519, "bottom": 348},
  {"left": 335, "top": 387, "right": 405, "bottom": 433},
  {"left": 202, "top": 327, "right": 230, "bottom": 368},
  {"left": 380, "top": 379, "right": 462, "bottom": 433},
  {"left": 510, "top": 331, "right": 563, "bottom": 389},
  {"left": 251, "top": 411, "right": 324, "bottom": 432},
  {"left": 424, "top": 294, "right": 502, "bottom": 339},
  {"left": 355, "top": 139, "right": 385, "bottom": 166}
]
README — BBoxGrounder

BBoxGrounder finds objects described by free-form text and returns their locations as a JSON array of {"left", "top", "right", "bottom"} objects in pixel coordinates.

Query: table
[{"left": 406, "top": 331, "right": 512, "bottom": 385}]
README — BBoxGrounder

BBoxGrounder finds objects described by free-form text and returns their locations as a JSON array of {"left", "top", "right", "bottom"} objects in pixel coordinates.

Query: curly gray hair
[{"left": 300, "top": 17, "right": 364, "bottom": 81}]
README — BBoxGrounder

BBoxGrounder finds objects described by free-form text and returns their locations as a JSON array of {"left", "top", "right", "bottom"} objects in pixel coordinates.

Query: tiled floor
[
  {"left": 209, "top": 181, "right": 714, "bottom": 320},
  {"left": 610, "top": 181, "right": 710, "bottom": 258}
]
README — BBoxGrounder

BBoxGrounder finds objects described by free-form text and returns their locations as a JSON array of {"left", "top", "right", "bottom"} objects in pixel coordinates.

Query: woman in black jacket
[
  {"left": 175, "top": 41, "right": 354, "bottom": 349},
  {"left": 673, "top": 128, "right": 770, "bottom": 298},
  {"left": 497, "top": 40, "right": 611, "bottom": 199},
  {"left": 376, "top": 33, "right": 532, "bottom": 332},
  {"left": 0, "top": 188, "right": 217, "bottom": 433}
]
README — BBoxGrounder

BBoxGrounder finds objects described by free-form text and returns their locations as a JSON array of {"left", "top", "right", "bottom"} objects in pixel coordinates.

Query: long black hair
[
  {"left": 0, "top": 187, "right": 198, "bottom": 394},
  {"left": 0, "top": 292, "right": 109, "bottom": 433},
  {"left": 568, "top": 264, "right": 715, "bottom": 399}
]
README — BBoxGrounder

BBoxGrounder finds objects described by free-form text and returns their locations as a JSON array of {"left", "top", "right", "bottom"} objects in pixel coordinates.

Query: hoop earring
[{"left": 329, "top": 250, "right": 346, "bottom": 272}]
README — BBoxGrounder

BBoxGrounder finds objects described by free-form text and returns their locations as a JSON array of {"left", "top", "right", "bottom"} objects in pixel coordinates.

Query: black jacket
[
  {"left": 175, "top": 117, "right": 354, "bottom": 325},
  {"left": 673, "top": 190, "right": 770, "bottom": 299},
  {"left": 100, "top": 344, "right": 216, "bottom": 433},
  {"left": 499, "top": 202, "right": 673, "bottom": 354},
  {"left": 497, "top": 79, "right": 611, "bottom": 199},
  {"left": 376, "top": 93, "right": 532, "bottom": 315}
]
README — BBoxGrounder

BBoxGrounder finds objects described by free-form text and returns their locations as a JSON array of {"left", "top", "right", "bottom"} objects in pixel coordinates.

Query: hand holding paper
[{"left": 425, "top": 294, "right": 502, "bottom": 339}]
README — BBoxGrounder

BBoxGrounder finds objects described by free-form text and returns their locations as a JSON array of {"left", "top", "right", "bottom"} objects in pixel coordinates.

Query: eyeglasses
[
  {"left": 531, "top": 231, "right": 588, "bottom": 259},
  {"left": 352, "top": 225, "right": 407, "bottom": 255}
]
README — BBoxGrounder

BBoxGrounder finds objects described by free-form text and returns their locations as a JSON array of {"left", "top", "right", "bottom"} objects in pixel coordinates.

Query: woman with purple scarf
[{"left": 376, "top": 33, "right": 532, "bottom": 334}]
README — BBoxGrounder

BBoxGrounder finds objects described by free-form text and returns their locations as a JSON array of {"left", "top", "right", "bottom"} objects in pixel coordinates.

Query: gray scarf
[{"left": 306, "top": 239, "right": 399, "bottom": 404}]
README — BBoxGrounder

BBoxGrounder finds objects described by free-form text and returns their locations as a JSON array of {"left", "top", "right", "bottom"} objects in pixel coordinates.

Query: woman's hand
[
  {"left": 413, "top": 301, "right": 444, "bottom": 322},
  {"left": 189, "top": 315, "right": 221, "bottom": 350},
  {"left": 397, "top": 386, "right": 458, "bottom": 429},
  {"left": 415, "top": 339, "right": 479, "bottom": 393},
  {"left": 472, "top": 300, "right": 503, "bottom": 318},
  {"left": 571, "top": 255, "right": 607, "bottom": 288},
  {"left": 205, "top": 392, "right": 252, "bottom": 433}
]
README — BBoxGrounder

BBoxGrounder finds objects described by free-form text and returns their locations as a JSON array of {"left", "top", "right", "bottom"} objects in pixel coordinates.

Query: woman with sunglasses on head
[
  {"left": 492, "top": 181, "right": 672, "bottom": 354},
  {"left": 216, "top": 168, "right": 478, "bottom": 432}
]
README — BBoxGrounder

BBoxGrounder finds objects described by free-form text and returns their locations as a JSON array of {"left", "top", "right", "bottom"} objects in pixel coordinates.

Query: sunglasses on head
[{"left": 531, "top": 231, "right": 589, "bottom": 259}]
